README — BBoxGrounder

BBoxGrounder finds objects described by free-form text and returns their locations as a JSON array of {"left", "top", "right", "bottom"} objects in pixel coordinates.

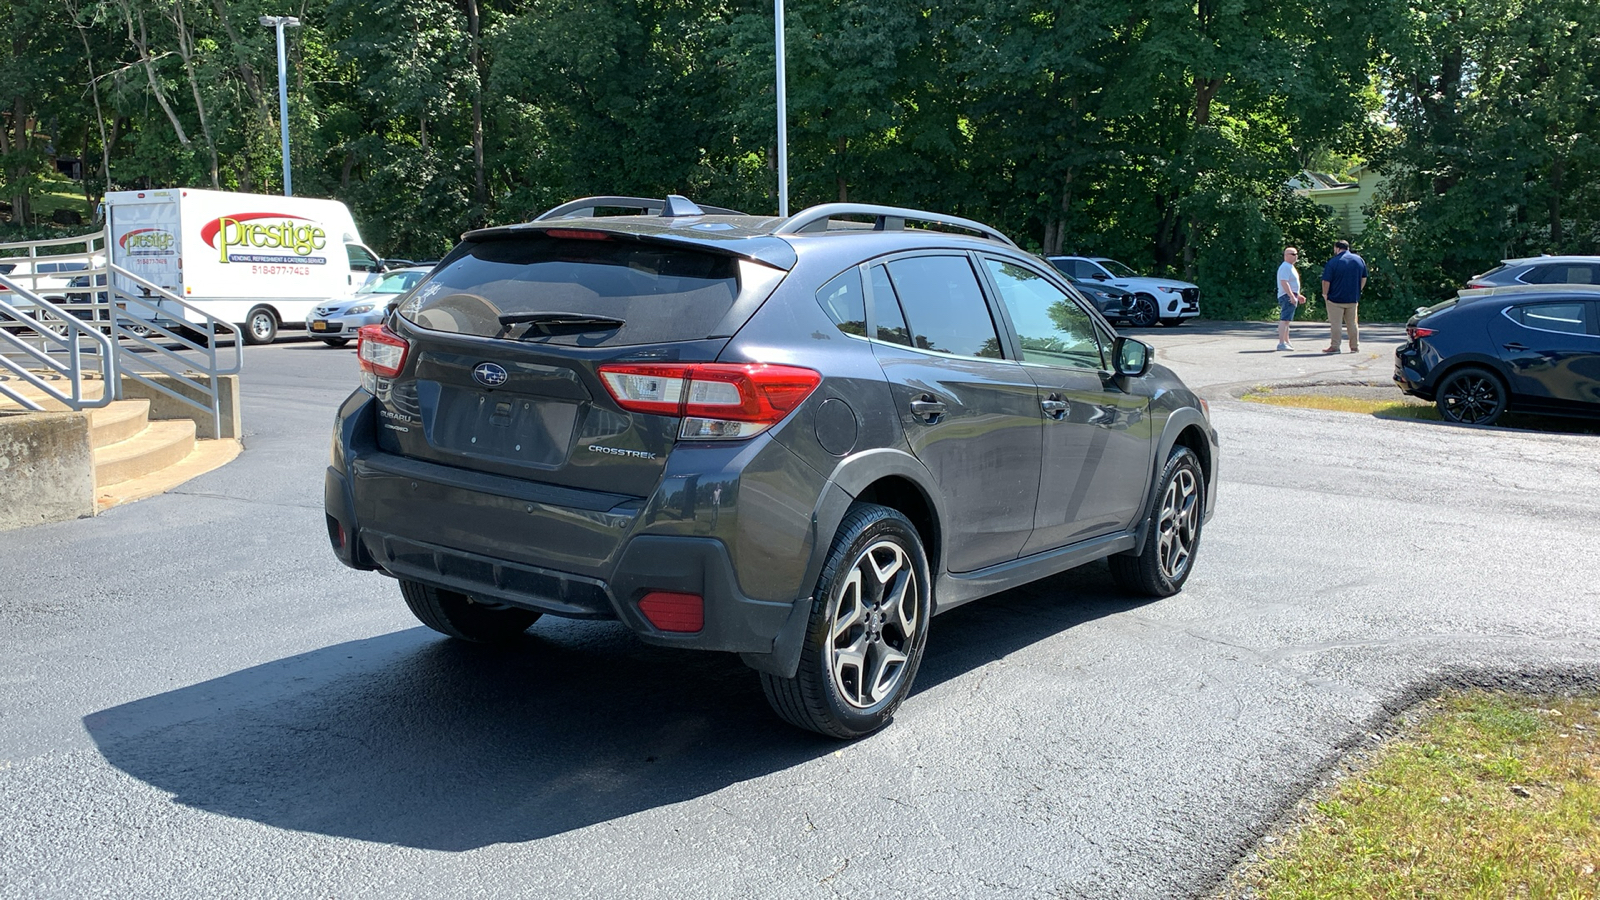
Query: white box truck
[{"left": 103, "top": 188, "right": 385, "bottom": 343}]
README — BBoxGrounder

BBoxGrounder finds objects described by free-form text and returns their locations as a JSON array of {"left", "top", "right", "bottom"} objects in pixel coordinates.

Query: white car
[
  {"left": 1046, "top": 256, "right": 1200, "bottom": 327},
  {"left": 305, "top": 266, "right": 432, "bottom": 346}
]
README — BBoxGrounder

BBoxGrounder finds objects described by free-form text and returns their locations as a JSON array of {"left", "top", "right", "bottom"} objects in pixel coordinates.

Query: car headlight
[
  {"left": 346, "top": 304, "right": 374, "bottom": 315},
  {"left": 1156, "top": 286, "right": 1180, "bottom": 294}
]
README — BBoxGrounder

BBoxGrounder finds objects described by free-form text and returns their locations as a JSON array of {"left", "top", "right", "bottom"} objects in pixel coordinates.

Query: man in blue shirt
[{"left": 1320, "top": 240, "right": 1367, "bottom": 353}]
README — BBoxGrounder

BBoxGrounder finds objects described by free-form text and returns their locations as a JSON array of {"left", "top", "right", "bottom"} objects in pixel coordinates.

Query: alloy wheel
[
  {"left": 1157, "top": 466, "right": 1199, "bottom": 581},
  {"left": 827, "top": 539, "right": 919, "bottom": 709},
  {"left": 1439, "top": 373, "right": 1502, "bottom": 424},
  {"left": 1129, "top": 295, "right": 1159, "bottom": 327}
]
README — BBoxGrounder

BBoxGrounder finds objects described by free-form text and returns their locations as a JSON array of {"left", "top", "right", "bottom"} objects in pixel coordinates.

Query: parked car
[
  {"left": 1045, "top": 256, "right": 1199, "bottom": 327},
  {"left": 306, "top": 266, "right": 433, "bottom": 346},
  {"left": 1044, "top": 260, "right": 1134, "bottom": 321},
  {"left": 1467, "top": 255, "right": 1600, "bottom": 290},
  {"left": 325, "top": 196, "right": 1219, "bottom": 738},
  {"left": 1395, "top": 284, "right": 1600, "bottom": 426}
]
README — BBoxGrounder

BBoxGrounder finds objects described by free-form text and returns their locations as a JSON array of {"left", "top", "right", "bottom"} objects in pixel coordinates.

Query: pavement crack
[{"left": 166, "top": 489, "right": 320, "bottom": 510}]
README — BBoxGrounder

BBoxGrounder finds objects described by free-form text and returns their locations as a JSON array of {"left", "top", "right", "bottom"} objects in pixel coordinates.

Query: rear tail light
[
  {"left": 638, "top": 591, "right": 704, "bottom": 632},
  {"left": 542, "top": 229, "right": 614, "bottom": 241},
  {"left": 1406, "top": 324, "right": 1436, "bottom": 341},
  {"left": 598, "top": 362, "right": 821, "bottom": 440},
  {"left": 1467, "top": 282, "right": 1491, "bottom": 289},
  {"left": 357, "top": 324, "right": 410, "bottom": 389}
]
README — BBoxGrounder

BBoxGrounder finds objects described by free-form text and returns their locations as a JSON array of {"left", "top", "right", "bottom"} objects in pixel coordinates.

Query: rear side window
[
  {"left": 870, "top": 265, "right": 912, "bottom": 346},
  {"left": 1513, "top": 302, "right": 1589, "bottom": 335},
  {"left": 884, "top": 255, "right": 1003, "bottom": 358},
  {"left": 399, "top": 238, "right": 745, "bottom": 346},
  {"left": 815, "top": 268, "right": 867, "bottom": 337},
  {"left": 1524, "top": 264, "right": 1597, "bottom": 285}
]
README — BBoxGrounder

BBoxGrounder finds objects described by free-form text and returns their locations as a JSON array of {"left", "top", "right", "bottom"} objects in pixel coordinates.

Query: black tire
[
  {"left": 759, "top": 504, "right": 932, "bottom": 739},
  {"left": 399, "top": 579, "right": 541, "bottom": 643},
  {"left": 244, "top": 306, "right": 278, "bottom": 345},
  {"left": 1109, "top": 446, "right": 1205, "bottom": 598},
  {"left": 1435, "top": 366, "right": 1507, "bottom": 425},
  {"left": 321, "top": 337, "right": 350, "bottom": 347},
  {"left": 1127, "top": 293, "right": 1160, "bottom": 327}
]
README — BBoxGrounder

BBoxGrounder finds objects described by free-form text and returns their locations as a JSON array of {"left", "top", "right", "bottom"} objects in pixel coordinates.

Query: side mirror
[{"left": 1113, "top": 336, "right": 1152, "bottom": 377}]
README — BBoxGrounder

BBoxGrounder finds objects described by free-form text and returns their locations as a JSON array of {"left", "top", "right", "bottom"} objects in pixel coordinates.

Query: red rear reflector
[
  {"left": 357, "top": 324, "right": 410, "bottom": 378},
  {"left": 638, "top": 591, "right": 704, "bottom": 633},
  {"left": 542, "top": 229, "right": 613, "bottom": 241}
]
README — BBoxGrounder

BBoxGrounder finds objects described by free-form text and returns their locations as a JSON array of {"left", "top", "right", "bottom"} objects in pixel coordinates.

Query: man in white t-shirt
[{"left": 1275, "top": 247, "right": 1305, "bottom": 351}]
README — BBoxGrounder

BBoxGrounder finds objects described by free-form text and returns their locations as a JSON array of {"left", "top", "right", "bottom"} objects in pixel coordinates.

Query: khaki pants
[{"left": 1327, "top": 302, "right": 1359, "bottom": 349}]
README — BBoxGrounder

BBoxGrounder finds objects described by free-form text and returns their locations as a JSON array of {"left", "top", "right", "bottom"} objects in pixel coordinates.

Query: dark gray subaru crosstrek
[{"left": 325, "top": 196, "right": 1219, "bottom": 738}]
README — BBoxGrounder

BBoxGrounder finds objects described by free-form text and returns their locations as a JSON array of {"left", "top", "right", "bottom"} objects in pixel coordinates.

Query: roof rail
[
  {"left": 535, "top": 195, "right": 747, "bottom": 221},
  {"left": 772, "top": 203, "right": 1018, "bottom": 248}
]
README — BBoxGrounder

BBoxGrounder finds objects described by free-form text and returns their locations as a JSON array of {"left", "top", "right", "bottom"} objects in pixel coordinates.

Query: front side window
[
  {"left": 884, "top": 255, "right": 1002, "bottom": 358},
  {"left": 985, "top": 258, "right": 1103, "bottom": 370},
  {"left": 1513, "top": 302, "right": 1590, "bottom": 335},
  {"left": 346, "top": 244, "right": 380, "bottom": 273}
]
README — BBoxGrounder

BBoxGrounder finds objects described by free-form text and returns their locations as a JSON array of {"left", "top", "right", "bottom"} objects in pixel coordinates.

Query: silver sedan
[{"left": 306, "top": 266, "right": 432, "bottom": 346}]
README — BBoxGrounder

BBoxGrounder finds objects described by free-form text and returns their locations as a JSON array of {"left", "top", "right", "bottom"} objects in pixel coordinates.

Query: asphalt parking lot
[{"left": 3, "top": 321, "right": 1598, "bottom": 899}]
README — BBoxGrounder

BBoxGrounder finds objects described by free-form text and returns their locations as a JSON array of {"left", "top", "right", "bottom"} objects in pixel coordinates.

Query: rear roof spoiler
[{"left": 535, "top": 195, "right": 748, "bottom": 220}]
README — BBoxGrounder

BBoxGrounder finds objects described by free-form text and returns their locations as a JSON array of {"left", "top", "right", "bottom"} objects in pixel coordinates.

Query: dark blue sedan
[{"left": 1395, "top": 285, "right": 1600, "bottom": 425}]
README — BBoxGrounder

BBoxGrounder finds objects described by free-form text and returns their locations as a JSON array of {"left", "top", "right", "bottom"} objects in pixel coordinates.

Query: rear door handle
[
  {"left": 1502, "top": 342, "right": 1528, "bottom": 351},
  {"left": 1040, "top": 397, "right": 1070, "bottom": 420},
  {"left": 909, "top": 396, "right": 946, "bottom": 423}
]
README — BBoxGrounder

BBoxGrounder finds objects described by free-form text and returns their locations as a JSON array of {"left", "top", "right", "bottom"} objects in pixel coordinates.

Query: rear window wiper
[{"left": 497, "top": 312, "right": 625, "bottom": 337}]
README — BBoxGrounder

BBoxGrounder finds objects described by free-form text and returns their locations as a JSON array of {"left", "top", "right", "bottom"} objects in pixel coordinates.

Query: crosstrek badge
[{"left": 200, "top": 212, "right": 328, "bottom": 265}]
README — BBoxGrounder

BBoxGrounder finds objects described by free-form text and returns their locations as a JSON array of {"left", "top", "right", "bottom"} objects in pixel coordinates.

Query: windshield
[
  {"left": 360, "top": 270, "right": 427, "bottom": 294},
  {"left": 1096, "top": 259, "right": 1140, "bottom": 278}
]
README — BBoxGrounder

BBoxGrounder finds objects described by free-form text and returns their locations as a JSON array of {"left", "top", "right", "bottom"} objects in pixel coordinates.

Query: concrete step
[
  {"left": 87, "top": 400, "right": 150, "bottom": 449},
  {"left": 0, "top": 375, "right": 107, "bottom": 412},
  {"left": 93, "top": 419, "right": 196, "bottom": 488},
  {"left": 95, "top": 438, "right": 242, "bottom": 512}
]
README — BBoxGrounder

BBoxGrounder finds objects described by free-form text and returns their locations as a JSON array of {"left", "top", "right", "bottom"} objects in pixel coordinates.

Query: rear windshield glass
[{"left": 399, "top": 237, "right": 741, "bottom": 345}]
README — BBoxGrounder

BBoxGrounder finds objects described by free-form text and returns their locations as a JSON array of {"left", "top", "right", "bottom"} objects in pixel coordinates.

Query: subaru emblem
[{"left": 473, "top": 362, "right": 509, "bottom": 388}]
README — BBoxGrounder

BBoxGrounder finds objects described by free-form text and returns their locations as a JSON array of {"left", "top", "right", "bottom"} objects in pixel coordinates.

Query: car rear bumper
[
  {"left": 1393, "top": 345, "right": 1433, "bottom": 398},
  {"left": 324, "top": 392, "right": 805, "bottom": 657}
]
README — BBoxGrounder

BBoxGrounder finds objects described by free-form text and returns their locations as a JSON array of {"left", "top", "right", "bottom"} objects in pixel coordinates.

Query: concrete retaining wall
[
  {"left": 0, "top": 411, "right": 94, "bottom": 531},
  {"left": 118, "top": 374, "right": 241, "bottom": 440}
]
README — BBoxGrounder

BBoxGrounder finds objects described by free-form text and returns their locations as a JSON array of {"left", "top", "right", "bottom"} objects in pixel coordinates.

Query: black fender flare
[
  {"left": 740, "top": 447, "right": 944, "bottom": 678},
  {"left": 1128, "top": 407, "right": 1217, "bottom": 556}
]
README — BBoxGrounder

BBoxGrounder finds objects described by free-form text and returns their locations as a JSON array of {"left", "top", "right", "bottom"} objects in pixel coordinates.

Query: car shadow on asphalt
[{"left": 83, "top": 563, "right": 1149, "bottom": 851}]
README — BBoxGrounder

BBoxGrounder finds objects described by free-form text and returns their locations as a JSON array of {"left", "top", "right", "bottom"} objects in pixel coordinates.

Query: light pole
[
  {"left": 260, "top": 15, "right": 301, "bottom": 196},
  {"left": 775, "top": 0, "right": 788, "bottom": 217}
]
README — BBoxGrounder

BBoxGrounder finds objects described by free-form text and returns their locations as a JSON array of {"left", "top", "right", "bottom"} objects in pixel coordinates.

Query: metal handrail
[
  {"left": 105, "top": 263, "right": 242, "bottom": 438},
  {"left": 0, "top": 228, "right": 242, "bottom": 439},
  {"left": 0, "top": 276, "right": 117, "bottom": 412},
  {"left": 772, "top": 203, "right": 1019, "bottom": 247}
]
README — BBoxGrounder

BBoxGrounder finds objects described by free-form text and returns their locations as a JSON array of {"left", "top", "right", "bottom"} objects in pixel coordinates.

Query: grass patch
[
  {"left": 1239, "top": 390, "right": 1600, "bottom": 433},
  {"left": 1240, "top": 390, "right": 1435, "bottom": 419},
  {"left": 1226, "top": 690, "right": 1600, "bottom": 899}
]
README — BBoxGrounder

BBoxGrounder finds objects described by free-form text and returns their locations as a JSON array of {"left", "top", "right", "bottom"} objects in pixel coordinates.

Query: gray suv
[{"left": 325, "top": 196, "right": 1219, "bottom": 738}]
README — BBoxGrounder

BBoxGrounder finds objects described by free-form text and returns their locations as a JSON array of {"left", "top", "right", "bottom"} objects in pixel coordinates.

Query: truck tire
[{"left": 244, "top": 306, "right": 278, "bottom": 345}]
